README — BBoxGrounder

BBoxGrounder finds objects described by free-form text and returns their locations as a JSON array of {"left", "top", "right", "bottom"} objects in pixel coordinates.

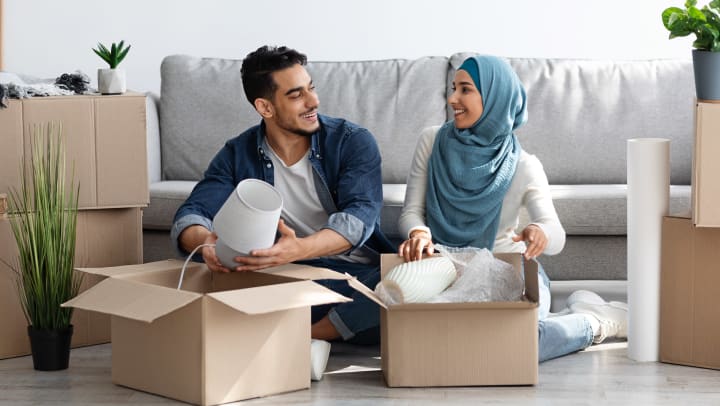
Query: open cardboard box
[
  {"left": 349, "top": 253, "right": 540, "bottom": 387},
  {"left": 63, "top": 260, "right": 353, "bottom": 405}
]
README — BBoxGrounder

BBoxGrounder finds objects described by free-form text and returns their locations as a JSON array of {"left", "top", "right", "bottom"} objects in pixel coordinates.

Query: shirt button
[{"left": 266, "top": 163, "right": 271, "bottom": 168}]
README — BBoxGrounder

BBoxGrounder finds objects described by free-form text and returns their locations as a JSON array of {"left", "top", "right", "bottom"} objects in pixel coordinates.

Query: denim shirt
[{"left": 171, "top": 114, "right": 395, "bottom": 260}]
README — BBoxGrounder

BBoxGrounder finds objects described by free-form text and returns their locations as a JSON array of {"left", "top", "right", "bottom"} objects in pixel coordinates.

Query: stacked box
[
  {"left": 0, "top": 93, "right": 148, "bottom": 359},
  {"left": 659, "top": 102, "right": 720, "bottom": 370}
]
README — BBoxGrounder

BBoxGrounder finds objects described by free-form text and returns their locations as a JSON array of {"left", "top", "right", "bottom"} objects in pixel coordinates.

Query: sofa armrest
[{"left": 145, "top": 92, "right": 161, "bottom": 184}]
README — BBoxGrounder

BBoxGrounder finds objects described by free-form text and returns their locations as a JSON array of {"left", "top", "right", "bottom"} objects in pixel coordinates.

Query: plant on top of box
[
  {"left": 662, "top": 0, "right": 720, "bottom": 100},
  {"left": 92, "top": 40, "right": 131, "bottom": 95},
  {"left": 2, "top": 122, "right": 81, "bottom": 371}
]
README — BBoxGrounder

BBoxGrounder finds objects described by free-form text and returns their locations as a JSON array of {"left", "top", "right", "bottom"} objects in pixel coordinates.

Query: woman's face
[{"left": 448, "top": 69, "right": 484, "bottom": 129}]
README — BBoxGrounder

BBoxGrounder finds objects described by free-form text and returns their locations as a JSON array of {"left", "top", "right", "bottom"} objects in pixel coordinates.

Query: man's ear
[{"left": 254, "top": 98, "right": 274, "bottom": 118}]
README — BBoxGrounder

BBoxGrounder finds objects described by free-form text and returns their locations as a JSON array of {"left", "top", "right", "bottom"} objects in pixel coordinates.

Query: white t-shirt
[
  {"left": 398, "top": 126, "right": 566, "bottom": 255},
  {"left": 265, "top": 140, "right": 372, "bottom": 263}
]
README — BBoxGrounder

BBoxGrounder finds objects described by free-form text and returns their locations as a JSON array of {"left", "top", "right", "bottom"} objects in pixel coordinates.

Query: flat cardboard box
[
  {"left": 0, "top": 93, "right": 149, "bottom": 209},
  {"left": 692, "top": 102, "right": 720, "bottom": 227},
  {"left": 0, "top": 207, "right": 143, "bottom": 359},
  {"left": 660, "top": 216, "right": 720, "bottom": 369},
  {"left": 64, "top": 260, "right": 352, "bottom": 405},
  {"left": 351, "top": 253, "right": 539, "bottom": 387}
]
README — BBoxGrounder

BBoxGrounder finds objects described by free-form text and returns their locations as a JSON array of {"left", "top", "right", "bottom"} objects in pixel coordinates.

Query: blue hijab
[{"left": 426, "top": 55, "right": 528, "bottom": 249}]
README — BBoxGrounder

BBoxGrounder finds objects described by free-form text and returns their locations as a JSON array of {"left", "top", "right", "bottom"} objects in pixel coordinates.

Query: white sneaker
[
  {"left": 568, "top": 291, "right": 628, "bottom": 344},
  {"left": 310, "top": 339, "right": 331, "bottom": 381}
]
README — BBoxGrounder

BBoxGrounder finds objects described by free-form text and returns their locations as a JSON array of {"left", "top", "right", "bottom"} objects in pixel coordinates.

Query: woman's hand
[
  {"left": 398, "top": 230, "right": 434, "bottom": 262},
  {"left": 512, "top": 224, "right": 547, "bottom": 260}
]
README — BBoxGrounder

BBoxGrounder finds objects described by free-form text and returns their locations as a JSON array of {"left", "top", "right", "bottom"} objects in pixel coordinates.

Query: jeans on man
[{"left": 300, "top": 257, "right": 381, "bottom": 345}]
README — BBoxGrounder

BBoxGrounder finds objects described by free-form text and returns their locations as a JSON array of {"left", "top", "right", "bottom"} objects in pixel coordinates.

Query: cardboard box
[
  {"left": 0, "top": 93, "right": 149, "bottom": 209},
  {"left": 692, "top": 102, "right": 720, "bottom": 227},
  {"left": 350, "top": 253, "right": 539, "bottom": 387},
  {"left": 0, "top": 207, "right": 143, "bottom": 359},
  {"left": 63, "top": 261, "right": 352, "bottom": 405},
  {"left": 660, "top": 216, "right": 720, "bottom": 369}
]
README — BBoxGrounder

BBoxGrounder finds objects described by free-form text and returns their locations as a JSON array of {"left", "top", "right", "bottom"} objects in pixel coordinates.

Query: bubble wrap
[{"left": 429, "top": 245, "right": 525, "bottom": 303}]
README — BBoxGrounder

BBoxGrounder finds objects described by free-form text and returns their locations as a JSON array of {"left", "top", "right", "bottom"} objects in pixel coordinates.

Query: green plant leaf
[
  {"left": 93, "top": 40, "right": 131, "bottom": 68},
  {"left": 663, "top": 1, "right": 720, "bottom": 51},
  {"left": 7, "top": 122, "right": 81, "bottom": 330}
]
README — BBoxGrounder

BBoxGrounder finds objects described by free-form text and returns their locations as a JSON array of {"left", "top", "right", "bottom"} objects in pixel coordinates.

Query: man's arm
[{"left": 232, "top": 219, "right": 351, "bottom": 271}]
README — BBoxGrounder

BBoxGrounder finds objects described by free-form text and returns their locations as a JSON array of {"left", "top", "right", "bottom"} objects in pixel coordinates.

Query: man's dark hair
[{"left": 241, "top": 45, "right": 307, "bottom": 106}]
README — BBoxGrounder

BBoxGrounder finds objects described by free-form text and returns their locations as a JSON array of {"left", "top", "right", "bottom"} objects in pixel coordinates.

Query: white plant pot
[
  {"left": 213, "top": 179, "right": 283, "bottom": 269},
  {"left": 97, "top": 68, "right": 126, "bottom": 95}
]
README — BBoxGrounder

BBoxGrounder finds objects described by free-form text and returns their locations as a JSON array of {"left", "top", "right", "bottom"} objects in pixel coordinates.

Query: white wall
[{"left": 4, "top": 0, "right": 693, "bottom": 94}]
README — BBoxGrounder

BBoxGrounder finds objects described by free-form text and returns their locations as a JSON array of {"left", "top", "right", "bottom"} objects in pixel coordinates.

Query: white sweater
[{"left": 398, "top": 126, "right": 566, "bottom": 255}]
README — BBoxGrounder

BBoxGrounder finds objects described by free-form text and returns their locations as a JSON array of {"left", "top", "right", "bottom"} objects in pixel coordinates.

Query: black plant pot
[
  {"left": 692, "top": 49, "right": 720, "bottom": 101},
  {"left": 27, "top": 325, "right": 73, "bottom": 371}
]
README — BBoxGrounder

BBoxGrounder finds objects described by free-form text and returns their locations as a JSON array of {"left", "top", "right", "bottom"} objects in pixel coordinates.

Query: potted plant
[
  {"left": 92, "top": 40, "right": 131, "bottom": 95},
  {"left": 662, "top": 0, "right": 720, "bottom": 100},
  {"left": 3, "top": 122, "right": 81, "bottom": 371}
]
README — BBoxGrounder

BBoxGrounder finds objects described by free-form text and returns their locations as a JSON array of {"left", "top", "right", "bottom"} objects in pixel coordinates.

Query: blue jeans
[
  {"left": 299, "top": 258, "right": 381, "bottom": 345},
  {"left": 536, "top": 262, "right": 594, "bottom": 362}
]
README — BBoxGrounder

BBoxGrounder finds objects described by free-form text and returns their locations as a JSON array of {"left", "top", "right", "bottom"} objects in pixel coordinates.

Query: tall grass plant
[{"left": 4, "top": 122, "right": 81, "bottom": 331}]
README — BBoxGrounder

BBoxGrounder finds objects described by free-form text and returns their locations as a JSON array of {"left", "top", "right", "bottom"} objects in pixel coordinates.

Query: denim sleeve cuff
[
  {"left": 324, "top": 212, "right": 367, "bottom": 248},
  {"left": 171, "top": 214, "right": 213, "bottom": 259}
]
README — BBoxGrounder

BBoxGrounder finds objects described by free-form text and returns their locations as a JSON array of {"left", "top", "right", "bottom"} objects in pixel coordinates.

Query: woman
[{"left": 397, "top": 55, "right": 627, "bottom": 362}]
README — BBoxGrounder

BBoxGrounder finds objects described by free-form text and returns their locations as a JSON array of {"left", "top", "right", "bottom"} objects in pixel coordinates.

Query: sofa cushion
[
  {"left": 144, "top": 181, "right": 197, "bottom": 230},
  {"left": 531, "top": 184, "right": 692, "bottom": 235},
  {"left": 448, "top": 53, "right": 694, "bottom": 185},
  {"left": 160, "top": 55, "right": 256, "bottom": 181},
  {"left": 306, "top": 58, "right": 448, "bottom": 184},
  {"left": 380, "top": 184, "right": 691, "bottom": 238},
  {"left": 159, "top": 54, "right": 449, "bottom": 184}
]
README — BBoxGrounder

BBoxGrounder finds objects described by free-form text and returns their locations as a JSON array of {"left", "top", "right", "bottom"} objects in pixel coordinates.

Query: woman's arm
[
  {"left": 521, "top": 155, "right": 566, "bottom": 256},
  {"left": 397, "top": 126, "right": 440, "bottom": 261}
]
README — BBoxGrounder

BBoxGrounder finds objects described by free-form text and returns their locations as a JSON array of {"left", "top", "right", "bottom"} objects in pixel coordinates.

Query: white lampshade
[{"left": 213, "top": 179, "right": 283, "bottom": 269}]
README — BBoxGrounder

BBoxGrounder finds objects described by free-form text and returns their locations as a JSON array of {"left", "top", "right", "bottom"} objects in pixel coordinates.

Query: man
[{"left": 171, "top": 45, "right": 394, "bottom": 381}]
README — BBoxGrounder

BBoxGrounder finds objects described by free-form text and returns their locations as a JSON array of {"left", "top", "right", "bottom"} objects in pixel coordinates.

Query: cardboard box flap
[
  {"left": 347, "top": 274, "right": 387, "bottom": 309},
  {"left": 207, "top": 280, "right": 350, "bottom": 315},
  {"left": 63, "top": 277, "right": 203, "bottom": 322},
  {"left": 258, "top": 263, "right": 351, "bottom": 281},
  {"left": 75, "top": 259, "right": 194, "bottom": 278}
]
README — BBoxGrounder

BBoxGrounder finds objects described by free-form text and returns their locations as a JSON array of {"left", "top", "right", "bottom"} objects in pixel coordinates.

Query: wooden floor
[{"left": 1, "top": 341, "right": 718, "bottom": 405}]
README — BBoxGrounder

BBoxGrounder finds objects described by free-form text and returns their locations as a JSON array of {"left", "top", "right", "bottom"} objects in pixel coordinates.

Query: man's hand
[
  {"left": 232, "top": 219, "right": 305, "bottom": 271},
  {"left": 512, "top": 224, "right": 547, "bottom": 260},
  {"left": 201, "top": 232, "right": 233, "bottom": 273},
  {"left": 179, "top": 224, "right": 233, "bottom": 273},
  {"left": 398, "top": 230, "right": 434, "bottom": 262}
]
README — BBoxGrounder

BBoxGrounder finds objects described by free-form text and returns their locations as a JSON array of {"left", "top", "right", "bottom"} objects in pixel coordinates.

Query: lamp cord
[{"left": 177, "top": 243, "right": 216, "bottom": 290}]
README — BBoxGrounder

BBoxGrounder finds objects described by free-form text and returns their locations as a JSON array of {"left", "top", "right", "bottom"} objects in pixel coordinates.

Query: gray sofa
[{"left": 142, "top": 53, "right": 695, "bottom": 310}]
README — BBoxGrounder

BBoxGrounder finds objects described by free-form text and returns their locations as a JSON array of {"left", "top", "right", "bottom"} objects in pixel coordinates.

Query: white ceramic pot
[
  {"left": 97, "top": 68, "right": 126, "bottom": 95},
  {"left": 213, "top": 179, "right": 283, "bottom": 269},
  {"left": 376, "top": 256, "right": 457, "bottom": 304}
]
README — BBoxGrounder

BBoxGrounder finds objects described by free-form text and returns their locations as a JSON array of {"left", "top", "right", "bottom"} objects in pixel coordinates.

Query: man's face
[{"left": 267, "top": 64, "right": 320, "bottom": 137}]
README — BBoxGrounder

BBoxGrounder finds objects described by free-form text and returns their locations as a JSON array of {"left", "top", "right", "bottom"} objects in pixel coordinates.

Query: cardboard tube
[{"left": 626, "top": 138, "right": 670, "bottom": 362}]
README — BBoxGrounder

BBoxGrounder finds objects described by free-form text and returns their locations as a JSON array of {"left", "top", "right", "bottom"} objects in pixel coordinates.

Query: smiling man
[{"left": 171, "top": 45, "right": 394, "bottom": 381}]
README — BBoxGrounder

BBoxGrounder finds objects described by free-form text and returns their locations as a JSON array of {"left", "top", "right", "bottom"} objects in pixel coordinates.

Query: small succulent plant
[{"left": 92, "top": 40, "right": 131, "bottom": 69}]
